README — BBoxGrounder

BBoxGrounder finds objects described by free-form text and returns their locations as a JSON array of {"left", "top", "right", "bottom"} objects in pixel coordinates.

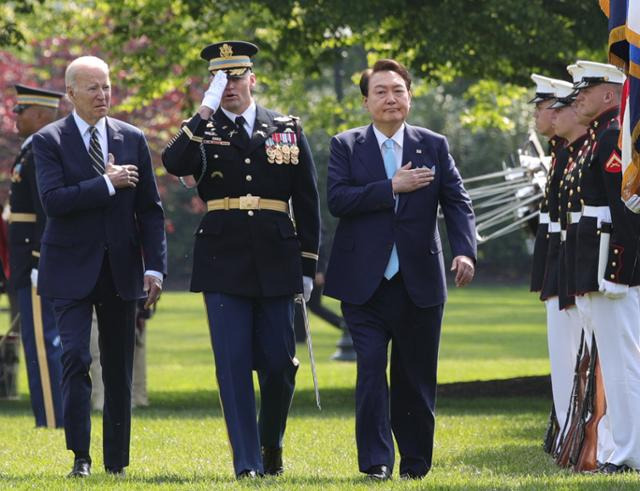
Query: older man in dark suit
[
  {"left": 33, "top": 55, "right": 167, "bottom": 478},
  {"left": 324, "top": 59, "right": 476, "bottom": 480}
]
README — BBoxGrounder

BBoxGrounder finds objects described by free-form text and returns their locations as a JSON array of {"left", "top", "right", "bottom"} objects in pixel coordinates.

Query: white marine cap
[
  {"left": 566, "top": 64, "right": 585, "bottom": 85},
  {"left": 573, "top": 60, "right": 626, "bottom": 89},
  {"left": 529, "top": 74, "right": 560, "bottom": 103},
  {"left": 548, "top": 79, "right": 576, "bottom": 109}
]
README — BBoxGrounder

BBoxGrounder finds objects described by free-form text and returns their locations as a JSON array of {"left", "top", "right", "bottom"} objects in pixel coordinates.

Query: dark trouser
[
  {"left": 53, "top": 257, "right": 136, "bottom": 469},
  {"left": 204, "top": 293, "right": 297, "bottom": 476},
  {"left": 341, "top": 274, "right": 443, "bottom": 477},
  {"left": 17, "top": 285, "right": 64, "bottom": 428}
]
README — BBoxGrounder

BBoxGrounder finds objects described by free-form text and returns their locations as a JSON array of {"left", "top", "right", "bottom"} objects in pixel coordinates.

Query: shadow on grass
[{"left": 0, "top": 390, "right": 551, "bottom": 422}]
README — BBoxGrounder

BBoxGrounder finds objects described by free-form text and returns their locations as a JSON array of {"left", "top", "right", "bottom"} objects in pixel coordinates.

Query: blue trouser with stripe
[
  {"left": 17, "top": 285, "right": 64, "bottom": 428},
  {"left": 204, "top": 293, "right": 298, "bottom": 475}
]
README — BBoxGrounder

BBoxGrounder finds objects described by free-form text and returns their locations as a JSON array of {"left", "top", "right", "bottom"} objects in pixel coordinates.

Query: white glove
[
  {"left": 30, "top": 268, "right": 38, "bottom": 288},
  {"left": 598, "top": 278, "right": 629, "bottom": 299},
  {"left": 624, "top": 194, "right": 640, "bottom": 214},
  {"left": 302, "top": 276, "right": 314, "bottom": 302},
  {"left": 201, "top": 70, "right": 228, "bottom": 111}
]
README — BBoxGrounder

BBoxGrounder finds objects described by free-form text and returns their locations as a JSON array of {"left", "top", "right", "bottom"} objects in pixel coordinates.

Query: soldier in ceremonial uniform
[
  {"left": 571, "top": 60, "right": 640, "bottom": 473},
  {"left": 529, "top": 75, "right": 564, "bottom": 299},
  {"left": 9, "top": 84, "right": 64, "bottom": 428},
  {"left": 549, "top": 73, "right": 617, "bottom": 464},
  {"left": 162, "top": 41, "right": 320, "bottom": 478},
  {"left": 528, "top": 75, "right": 579, "bottom": 448}
]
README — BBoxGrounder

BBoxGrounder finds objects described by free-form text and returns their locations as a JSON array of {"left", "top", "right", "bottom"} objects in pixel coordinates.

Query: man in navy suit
[
  {"left": 324, "top": 59, "right": 476, "bottom": 480},
  {"left": 33, "top": 56, "right": 167, "bottom": 478}
]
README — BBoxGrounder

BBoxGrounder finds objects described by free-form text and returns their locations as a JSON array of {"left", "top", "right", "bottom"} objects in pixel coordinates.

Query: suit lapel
[
  {"left": 355, "top": 125, "right": 387, "bottom": 181},
  {"left": 106, "top": 117, "right": 124, "bottom": 165},
  {"left": 213, "top": 110, "right": 247, "bottom": 150},
  {"left": 397, "top": 124, "right": 426, "bottom": 214},
  {"left": 61, "top": 114, "right": 96, "bottom": 179}
]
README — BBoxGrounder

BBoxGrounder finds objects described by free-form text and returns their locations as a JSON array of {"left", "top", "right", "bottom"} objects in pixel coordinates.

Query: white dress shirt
[
  {"left": 221, "top": 101, "right": 257, "bottom": 137},
  {"left": 372, "top": 124, "right": 405, "bottom": 171}
]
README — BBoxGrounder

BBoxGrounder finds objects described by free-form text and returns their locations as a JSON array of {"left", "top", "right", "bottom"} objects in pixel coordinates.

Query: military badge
[
  {"left": 220, "top": 43, "right": 233, "bottom": 58},
  {"left": 605, "top": 150, "right": 622, "bottom": 173},
  {"left": 11, "top": 163, "right": 22, "bottom": 183}
]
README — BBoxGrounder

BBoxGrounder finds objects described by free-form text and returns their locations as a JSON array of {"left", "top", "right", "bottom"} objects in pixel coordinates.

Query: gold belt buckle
[{"left": 239, "top": 195, "right": 260, "bottom": 210}]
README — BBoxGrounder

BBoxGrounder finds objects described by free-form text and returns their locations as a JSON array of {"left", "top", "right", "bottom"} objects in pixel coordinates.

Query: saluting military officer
[
  {"left": 9, "top": 84, "right": 64, "bottom": 428},
  {"left": 162, "top": 41, "right": 320, "bottom": 479},
  {"left": 572, "top": 60, "right": 640, "bottom": 473}
]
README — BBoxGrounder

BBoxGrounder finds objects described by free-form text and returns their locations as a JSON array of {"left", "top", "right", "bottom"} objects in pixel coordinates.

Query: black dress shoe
[
  {"left": 599, "top": 462, "right": 632, "bottom": 474},
  {"left": 237, "top": 469, "right": 261, "bottom": 479},
  {"left": 400, "top": 471, "right": 426, "bottom": 480},
  {"left": 365, "top": 464, "right": 391, "bottom": 481},
  {"left": 106, "top": 467, "right": 126, "bottom": 477},
  {"left": 262, "top": 447, "right": 284, "bottom": 476},
  {"left": 67, "top": 458, "right": 91, "bottom": 478}
]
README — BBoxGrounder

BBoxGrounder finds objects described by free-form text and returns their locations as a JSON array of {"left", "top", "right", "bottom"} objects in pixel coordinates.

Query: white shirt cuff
[
  {"left": 103, "top": 175, "right": 116, "bottom": 196},
  {"left": 144, "top": 270, "right": 164, "bottom": 282}
]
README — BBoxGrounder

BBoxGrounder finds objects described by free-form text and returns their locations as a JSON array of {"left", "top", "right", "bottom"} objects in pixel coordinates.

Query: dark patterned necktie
[
  {"left": 235, "top": 116, "right": 250, "bottom": 146},
  {"left": 88, "top": 126, "right": 105, "bottom": 175}
]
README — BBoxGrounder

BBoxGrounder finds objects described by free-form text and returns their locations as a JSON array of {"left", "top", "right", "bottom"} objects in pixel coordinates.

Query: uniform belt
[
  {"left": 548, "top": 222, "right": 561, "bottom": 233},
  {"left": 561, "top": 230, "right": 567, "bottom": 241},
  {"left": 567, "top": 211, "right": 582, "bottom": 225},
  {"left": 9, "top": 212, "right": 36, "bottom": 223},
  {"left": 206, "top": 196, "right": 289, "bottom": 213},
  {"left": 539, "top": 212, "right": 550, "bottom": 224},
  {"left": 582, "top": 205, "right": 611, "bottom": 222}
]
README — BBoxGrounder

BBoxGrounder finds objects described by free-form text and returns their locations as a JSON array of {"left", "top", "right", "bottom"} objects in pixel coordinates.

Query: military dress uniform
[
  {"left": 162, "top": 41, "right": 320, "bottom": 477},
  {"left": 572, "top": 61, "right": 640, "bottom": 470},
  {"left": 529, "top": 76, "right": 582, "bottom": 445},
  {"left": 8, "top": 85, "right": 64, "bottom": 428}
]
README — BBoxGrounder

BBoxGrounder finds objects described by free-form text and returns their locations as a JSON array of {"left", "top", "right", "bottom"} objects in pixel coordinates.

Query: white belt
[
  {"left": 561, "top": 230, "right": 567, "bottom": 241},
  {"left": 539, "top": 212, "right": 550, "bottom": 224},
  {"left": 582, "top": 205, "right": 611, "bottom": 223},
  {"left": 568, "top": 211, "right": 582, "bottom": 225},
  {"left": 548, "top": 222, "right": 561, "bottom": 233}
]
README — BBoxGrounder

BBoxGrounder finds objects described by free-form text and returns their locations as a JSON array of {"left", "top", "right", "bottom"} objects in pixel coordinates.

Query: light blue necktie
[{"left": 383, "top": 139, "right": 399, "bottom": 279}]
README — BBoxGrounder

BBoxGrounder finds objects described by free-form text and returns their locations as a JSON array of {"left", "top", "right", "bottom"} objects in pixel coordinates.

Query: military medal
[
  {"left": 290, "top": 133, "right": 299, "bottom": 165},
  {"left": 274, "top": 133, "right": 284, "bottom": 164},
  {"left": 266, "top": 137, "right": 277, "bottom": 163},
  {"left": 282, "top": 143, "right": 291, "bottom": 164}
]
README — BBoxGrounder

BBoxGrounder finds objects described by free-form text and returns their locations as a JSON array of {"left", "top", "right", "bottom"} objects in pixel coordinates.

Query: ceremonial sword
[{"left": 296, "top": 294, "right": 321, "bottom": 410}]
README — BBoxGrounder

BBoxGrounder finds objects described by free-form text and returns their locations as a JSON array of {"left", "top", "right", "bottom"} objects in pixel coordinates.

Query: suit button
[
  {"left": 248, "top": 210, "right": 254, "bottom": 217},
  {"left": 610, "top": 274, "right": 616, "bottom": 279},
  {"left": 245, "top": 158, "right": 251, "bottom": 164},
  {"left": 214, "top": 154, "right": 219, "bottom": 159},
  {"left": 614, "top": 249, "right": 619, "bottom": 254},
  {"left": 246, "top": 175, "right": 252, "bottom": 181},
  {"left": 25, "top": 238, "right": 30, "bottom": 243},
  {"left": 612, "top": 261, "right": 617, "bottom": 267},
  {"left": 198, "top": 228, "right": 203, "bottom": 233}
]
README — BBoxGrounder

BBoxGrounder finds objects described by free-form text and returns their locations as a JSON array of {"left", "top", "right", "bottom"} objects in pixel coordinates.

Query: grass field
[{"left": 1, "top": 286, "right": 639, "bottom": 489}]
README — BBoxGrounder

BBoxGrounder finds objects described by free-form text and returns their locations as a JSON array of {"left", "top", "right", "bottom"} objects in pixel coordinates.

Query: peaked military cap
[
  {"left": 573, "top": 60, "right": 626, "bottom": 89},
  {"left": 200, "top": 40, "right": 258, "bottom": 77},
  {"left": 529, "top": 74, "right": 561, "bottom": 104},
  {"left": 549, "top": 79, "right": 576, "bottom": 109},
  {"left": 13, "top": 84, "right": 64, "bottom": 114}
]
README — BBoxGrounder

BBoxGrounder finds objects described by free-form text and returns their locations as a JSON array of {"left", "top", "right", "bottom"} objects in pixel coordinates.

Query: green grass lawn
[{"left": 1, "top": 285, "right": 638, "bottom": 489}]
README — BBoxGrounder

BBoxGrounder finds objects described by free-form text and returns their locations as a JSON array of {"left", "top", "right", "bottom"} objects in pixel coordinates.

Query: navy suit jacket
[
  {"left": 324, "top": 123, "right": 476, "bottom": 308},
  {"left": 33, "top": 114, "right": 167, "bottom": 301}
]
